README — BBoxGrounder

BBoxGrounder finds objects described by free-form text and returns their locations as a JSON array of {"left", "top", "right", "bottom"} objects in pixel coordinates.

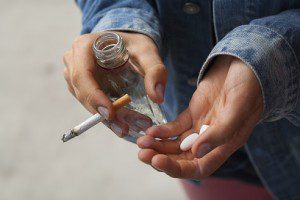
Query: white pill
[
  {"left": 180, "top": 125, "right": 210, "bottom": 152},
  {"left": 199, "top": 124, "right": 209, "bottom": 135},
  {"left": 180, "top": 133, "right": 199, "bottom": 151}
]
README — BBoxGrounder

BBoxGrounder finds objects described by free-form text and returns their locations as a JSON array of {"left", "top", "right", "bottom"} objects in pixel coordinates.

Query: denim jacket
[{"left": 76, "top": 0, "right": 300, "bottom": 199}]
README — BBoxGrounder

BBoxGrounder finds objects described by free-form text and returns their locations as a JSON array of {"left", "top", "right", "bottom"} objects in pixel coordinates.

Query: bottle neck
[{"left": 93, "top": 32, "right": 129, "bottom": 69}]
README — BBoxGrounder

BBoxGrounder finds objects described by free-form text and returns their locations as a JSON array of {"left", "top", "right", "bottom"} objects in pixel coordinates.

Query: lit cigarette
[{"left": 61, "top": 94, "right": 131, "bottom": 142}]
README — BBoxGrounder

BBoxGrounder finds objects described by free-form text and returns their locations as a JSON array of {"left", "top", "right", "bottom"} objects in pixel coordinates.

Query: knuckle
[
  {"left": 147, "top": 63, "right": 166, "bottom": 75},
  {"left": 63, "top": 68, "right": 70, "bottom": 82},
  {"left": 160, "top": 66, "right": 168, "bottom": 76},
  {"left": 198, "top": 79, "right": 214, "bottom": 93},
  {"left": 84, "top": 90, "right": 96, "bottom": 107},
  {"left": 127, "top": 46, "right": 139, "bottom": 57},
  {"left": 72, "top": 34, "right": 90, "bottom": 49},
  {"left": 67, "top": 86, "right": 75, "bottom": 95},
  {"left": 71, "top": 70, "right": 81, "bottom": 87},
  {"left": 154, "top": 63, "right": 166, "bottom": 72},
  {"left": 67, "top": 85, "right": 72, "bottom": 92},
  {"left": 75, "top": 92, "right": 84, "bottom": 103},
  {"left": 139, "top": 41, "right": 157, "bottom": 52},
  {"left": 63, "top": 50, "right": 72, "bottom": 66}
]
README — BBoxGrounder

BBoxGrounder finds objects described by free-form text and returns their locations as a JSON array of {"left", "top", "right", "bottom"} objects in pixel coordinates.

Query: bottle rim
[
  {"left": 93, "top": 32, "right": 122, "bottom": 55},
  {"left": 93, "top": 32, "right": 128, "bottom": 69}
]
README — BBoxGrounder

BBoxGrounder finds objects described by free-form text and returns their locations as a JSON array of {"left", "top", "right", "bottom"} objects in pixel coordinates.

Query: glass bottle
[{"left": 93, "top": 32, "right": 167, "bottom": 143}]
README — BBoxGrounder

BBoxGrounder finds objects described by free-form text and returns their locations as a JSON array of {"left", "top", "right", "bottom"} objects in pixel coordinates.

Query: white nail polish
[
  {"left": 199, "top": 124, "right": 209, "bottom": 135},
  {"left": 97, "top": 106, "right": 109, "bottom": 119},
  {"left": 180, "top": 133, "right": 199, "bottom": 151}
]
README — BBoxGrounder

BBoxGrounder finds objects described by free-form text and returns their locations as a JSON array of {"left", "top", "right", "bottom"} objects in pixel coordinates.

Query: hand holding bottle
[
  {"left": 63, "top": 32, "right": 167, "bottom": 137},
  {"left": 137, "top": 56, "right": 263, "bottom": 179}
]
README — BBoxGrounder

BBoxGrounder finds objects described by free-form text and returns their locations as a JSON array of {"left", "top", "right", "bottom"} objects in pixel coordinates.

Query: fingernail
[
  {"left": 197, "top": 143, "right": 212, "bottom": 158},
  {"left": 142, "top": 139, "right": 153, "bottom": 148},
  {"left": 155, "top": 83, "right": 164, "bottom": 101},
  {"left": 111, "top": 123, "right": 122, "bottom": 137},
  {"left": 98, "top": 106, "right": 109, "bottom": 119},
  {"left": 135, "top": 119, "right": 152, "bottom": 130},
  {"left": 152, "top": 165, "right": 163, "bottom": 172}
]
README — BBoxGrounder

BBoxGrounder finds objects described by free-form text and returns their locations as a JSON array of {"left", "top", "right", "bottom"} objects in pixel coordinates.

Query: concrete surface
[{"left": 0, "top": 1, "right": 185, "bottom": 199}]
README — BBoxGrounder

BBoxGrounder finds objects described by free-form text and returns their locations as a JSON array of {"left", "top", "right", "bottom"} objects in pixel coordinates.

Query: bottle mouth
[
  {"left": 93, "top": 32, "right": 121, "bottom": 54},
  {"left": 93, "top": 32, "right": 128, "bottom": 69}
]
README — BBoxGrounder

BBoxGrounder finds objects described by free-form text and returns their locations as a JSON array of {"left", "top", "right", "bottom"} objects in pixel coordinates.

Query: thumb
[
  {"left": 146, "top": 109, "right": 192, "bottom": 139},
  {"left": 191, "top": 101, "right": 249, "bottom": 158},
  {"left": 135, "top": 50, "right": 167, "bottom": 104}
]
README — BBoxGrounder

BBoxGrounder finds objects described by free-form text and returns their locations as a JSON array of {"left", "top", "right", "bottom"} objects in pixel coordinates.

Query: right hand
[{"left": 63, "top": 32, "right": 167, "bottom": 137}]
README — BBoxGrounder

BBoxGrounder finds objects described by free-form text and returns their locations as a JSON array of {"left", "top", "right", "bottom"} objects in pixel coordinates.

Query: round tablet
[{"left": 180, "top": 133, "right": 199, "bottom": 151}]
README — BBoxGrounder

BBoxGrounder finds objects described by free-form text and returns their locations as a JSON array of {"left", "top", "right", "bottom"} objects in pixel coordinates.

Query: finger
[
  {"left": 151, "top": 137, "right": 243, "bottom": 179},
  {"left": 191, "top": 105, "right": 260, "bottom": 178},
  {"left": 72, "top": 70, "right": 114, "bottom": 118},
  {"left": 198, "top": 110, "right": 260, "bottom": 178},
  {"left": 191, "top": 101, "right": 248, "bottom": 158},
  {"left": 70, "top": 35, "right": 115, "bottom": 119},
  {"left": 63, "top": 50, "right": 72, "bottom": 67},
  {"left": 138, "top": 149, "right": 158, "bottom": 165},
  {"left": 144, "top": 62, "right": 167, "bottom": 104},
  {"left": 146, "top": 109, "right": 192, "bottom": 138},
  {"left": 151, "top": 154, "right": 199, "bottom": 179},
  {"left": 130, "top": 46, "right": 167, "bottom": 104},
  {"left": 151, "top": 154, "right": 181, "bottom": 178},
  {"left": 194, "top": 127, "right": 251, "bottom": 179},
  {"left": 67, "top": 85, "right": 75, "bottom": 97},
  {"left": 63, "top": 67, "right": 75, "bottom": 96},
  {"left": 137, "top": 135, "right": 182, "bottom": 154},
  {"left": 117, "top": 108, "right": 153, "bottom": 132},
  {"left": 63, "top": 51, "right": 74, "bottom": 94},
  {"left": 102, "top": 119, "right": 129, "bottom": 138}
]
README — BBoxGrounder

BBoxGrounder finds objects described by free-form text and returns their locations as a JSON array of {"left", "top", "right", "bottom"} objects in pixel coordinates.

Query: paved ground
[{"left": 0, "top": 1, "right": 185, "bottom": 199}]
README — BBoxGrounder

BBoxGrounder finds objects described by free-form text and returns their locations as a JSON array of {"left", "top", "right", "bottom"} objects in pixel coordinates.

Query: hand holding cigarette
[
  {"left": 63, "top": 32, "right": 167, "bottom": 137},
  {"left": 137, "top": 56, "right": 263, "bottom": 179},
  {"left": 61, "top": 94, "right": 131, "bottom": 142}
]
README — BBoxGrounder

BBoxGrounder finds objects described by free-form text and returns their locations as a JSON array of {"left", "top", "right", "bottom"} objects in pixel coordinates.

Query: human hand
[
  {"left": 63, "top": 32, "right": 167, "bottom": 136},
  {"left": 137, "top": 56, "right": 263, "bottom": 179}
]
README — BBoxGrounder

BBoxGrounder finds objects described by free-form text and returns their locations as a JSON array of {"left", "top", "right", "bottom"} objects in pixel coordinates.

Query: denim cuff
[
  {"left": 91, "top": 7, "right": 162, "bottom": 52},
  {"left": 197, "top": 25, "right": 300, "bottom": 121}
]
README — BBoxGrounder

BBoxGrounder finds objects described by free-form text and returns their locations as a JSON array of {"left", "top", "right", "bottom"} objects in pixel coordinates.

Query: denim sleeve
[
  {"left": 198, "top": 10, "right": 300, "bottom": 122},
  {"left": 76, "top": 0, "right": 162, "bottom": 49}
]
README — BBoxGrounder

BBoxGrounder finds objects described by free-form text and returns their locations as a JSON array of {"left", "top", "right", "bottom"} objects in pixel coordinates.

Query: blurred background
[{"left": 0, "top": 1, "right": 185, "bottom": 199}]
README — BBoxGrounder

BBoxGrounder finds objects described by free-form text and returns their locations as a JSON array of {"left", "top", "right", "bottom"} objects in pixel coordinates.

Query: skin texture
[
  {"left": 137, "top": 56, "right": 263, "bottom": 179},
  {"left": 64, "top": 31, "right": 263, "bottom": 179},
  {"left": 63, "top": 32, "right": 167, "bottom": 136}
]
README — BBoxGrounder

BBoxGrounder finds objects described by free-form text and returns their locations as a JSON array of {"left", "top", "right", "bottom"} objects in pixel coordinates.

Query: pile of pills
[{"left": 180, "top": 125, "right": 209, "bottom": 151}]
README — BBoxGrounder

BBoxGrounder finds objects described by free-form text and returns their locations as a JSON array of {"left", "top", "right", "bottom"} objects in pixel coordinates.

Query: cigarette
[{"left": 61, "top": 94, "right": 131, "bottom": 142}]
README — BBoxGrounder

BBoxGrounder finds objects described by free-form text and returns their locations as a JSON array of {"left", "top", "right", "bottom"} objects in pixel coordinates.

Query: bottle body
[{"left": 93, "top": 32, "right": 167, "bottom": 142}]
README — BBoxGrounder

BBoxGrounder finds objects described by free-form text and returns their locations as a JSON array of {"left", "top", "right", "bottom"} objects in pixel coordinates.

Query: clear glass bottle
[{"left": 93, "top": 32, "right": 167, "bottom": 142}]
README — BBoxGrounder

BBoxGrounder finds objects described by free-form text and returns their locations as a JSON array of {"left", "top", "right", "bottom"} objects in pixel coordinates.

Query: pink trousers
[{"left": 180, "top": 178, "right": 273, "bottom": 200}]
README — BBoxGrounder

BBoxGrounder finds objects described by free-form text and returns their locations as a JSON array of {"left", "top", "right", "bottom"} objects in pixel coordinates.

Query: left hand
[{"left": 137, "top": 56, "right": 263, "bottom": 179}]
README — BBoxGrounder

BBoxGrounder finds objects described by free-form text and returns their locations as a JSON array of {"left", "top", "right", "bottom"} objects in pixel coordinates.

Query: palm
[{"left": 137, "top": 56, "right": 263, "bottom": 179}]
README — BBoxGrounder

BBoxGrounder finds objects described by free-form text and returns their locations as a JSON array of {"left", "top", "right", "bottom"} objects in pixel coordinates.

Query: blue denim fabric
[{"left": 76, "top": 0, "right": 300, "bottom": 199}]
